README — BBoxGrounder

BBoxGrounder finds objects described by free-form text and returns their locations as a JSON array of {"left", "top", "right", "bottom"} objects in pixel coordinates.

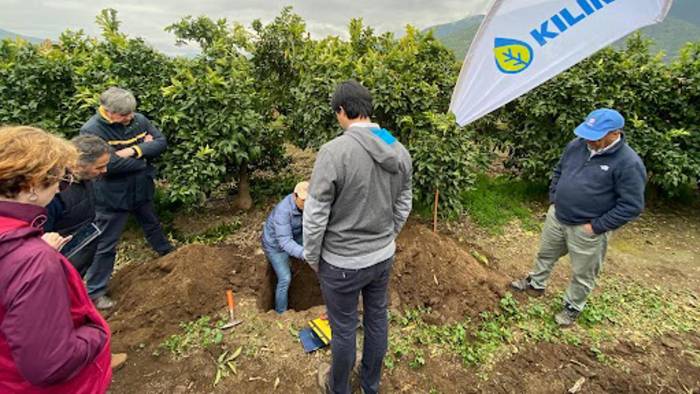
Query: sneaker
[
  {"left": 555, "top": 304, "right": 580, "bottom": 327},
  {"left": 93, "top": 296, "right": 115, "bottom": 310},
  {"left": 317, "top": 362, "right": 331, "bottom": 394},
  {"left": 111, "top": 353, "right": 128, "bottom": 371},
  {"left": 510, "top": 276, "right": 545, "bottom": 297}
]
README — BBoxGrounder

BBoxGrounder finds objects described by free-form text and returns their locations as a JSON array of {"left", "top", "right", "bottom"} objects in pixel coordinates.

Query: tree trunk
[{"left": 231, "top": 163, "right": 253, "bottom": 211}]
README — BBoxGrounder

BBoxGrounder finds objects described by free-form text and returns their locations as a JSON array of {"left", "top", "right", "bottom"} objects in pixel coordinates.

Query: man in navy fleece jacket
[{"left": 511, "top": 108, "right": 647, "bottom": 326}]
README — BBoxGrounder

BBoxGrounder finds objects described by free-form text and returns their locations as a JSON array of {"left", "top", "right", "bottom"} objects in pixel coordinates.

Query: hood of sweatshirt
[{"left": 345, "top": 124, "right": 400, "bottom": 174}]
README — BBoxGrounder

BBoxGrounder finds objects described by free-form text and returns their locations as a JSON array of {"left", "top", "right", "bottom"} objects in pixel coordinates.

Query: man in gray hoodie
[{"left": 304, "top": 80, "right": 412, "bottom": 394}]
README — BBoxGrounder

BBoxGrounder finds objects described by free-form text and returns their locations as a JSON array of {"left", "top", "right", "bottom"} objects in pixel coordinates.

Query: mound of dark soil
[
  {"left": 107, "top": 244, "right": 267, "bottom": 348},
  {"left": 393, "top": 222, "right": 510, "bottom": 323}
]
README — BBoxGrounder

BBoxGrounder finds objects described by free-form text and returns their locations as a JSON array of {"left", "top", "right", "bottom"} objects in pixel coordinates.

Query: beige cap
[{"left": 294, "top": 181, "right": 309, "bottom": 200}]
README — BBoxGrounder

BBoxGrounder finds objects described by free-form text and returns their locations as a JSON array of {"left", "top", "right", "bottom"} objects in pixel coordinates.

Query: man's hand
[
  {"left": 115, "top": 147, "right": 136, "bottom": 158},
  {"left": 309, "top": 262, "right": 319, "bottom": 273},
  {"left": 582, "top": 223, "right": 595, "bottom": 236},
  {"left": 144, "top": 134, "right": 154, "bottom": 142},
  {"left": 42, "top": 233, "right": 72, "bottom": 251}
]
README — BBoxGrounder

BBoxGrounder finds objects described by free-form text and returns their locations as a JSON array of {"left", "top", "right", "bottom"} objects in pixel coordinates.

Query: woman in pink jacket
[{"left": 0, "top": 126, "right": 112, "bottom": 393}]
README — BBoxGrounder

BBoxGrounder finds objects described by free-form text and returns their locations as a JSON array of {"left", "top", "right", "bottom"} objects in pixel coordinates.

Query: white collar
[
  {"left": 346, "top": 122, "right": 379, "bottom": 130},
  {"left": 589, "top": 136, "right": 621, "bottom": 157}
]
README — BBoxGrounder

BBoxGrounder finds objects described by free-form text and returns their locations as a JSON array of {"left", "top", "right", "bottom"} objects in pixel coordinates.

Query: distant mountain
[
  {"left": 668, "top": 0, "right": 700, "bottom": 26},
  {"left": 426, "top": 0, "right": 700, "bottom": 60},
  {"left": 425, "top": 15, "right": 483, "bottom": 60},
  {"left": 0, "top": 28, "right": 44, "bottom": 44}
]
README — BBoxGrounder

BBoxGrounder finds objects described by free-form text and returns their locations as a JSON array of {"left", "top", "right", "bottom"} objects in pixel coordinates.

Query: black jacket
[
  {"left": 80, "top": 110, "right": 167, "bottom": 211},
  {"left": 45, "top": 180, "right": 96, "bottom": 235}
]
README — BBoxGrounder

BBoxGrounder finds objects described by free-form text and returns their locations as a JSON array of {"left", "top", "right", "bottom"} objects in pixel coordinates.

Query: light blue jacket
[{"left": 262, "top": 194, "right": 304, "bottom": 259}]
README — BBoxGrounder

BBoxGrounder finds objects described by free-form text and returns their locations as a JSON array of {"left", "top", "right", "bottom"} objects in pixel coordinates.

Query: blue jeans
[
  {"left": 265, "top": 249, "right": 293, "bottom": 314},
  {"left": 319, "top": 256, "right": 393, "bottom": 394}
]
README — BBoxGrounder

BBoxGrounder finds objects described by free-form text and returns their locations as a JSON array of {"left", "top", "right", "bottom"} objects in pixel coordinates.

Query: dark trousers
[
  {"left": 67, "top": 241, "right": 98, "bottom": 277},
  {"left": 86, "top": 201, "right": 172, "bottom": 298},
  {"left": 319, "top": 256, "right": 393, "bottom": 394}
]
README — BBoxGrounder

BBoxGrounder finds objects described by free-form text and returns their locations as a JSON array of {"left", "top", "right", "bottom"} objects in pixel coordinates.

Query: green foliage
[
  {"left": 161, "top": 316, "right": 225, "bottom": 359},
  {"left": 407, "top": 113, "right": 488, "bottom": 216},
  {"left": 250, "top": 171, "right": 301, "bottom": 202},
  {"left": 386, "top": 282, "right": 699, "bottom": 369},
  {"left": 160, "top": 16, "right": 286, "bottom": 205},
  {"left": 479, "top": 35, "right": 700, "bottom": 196},
  {"left": 0, "top": 39, "right": 75, "bottom": 133},
  {"left": 2, "top": 8, "right": 698, "bottom": 209},
  {"left": 287, "top": 21, "right": 459, "bottom": 148},
  {"left": 174, "top": 219, "right": 242, "bottom": 245},
  {"left": 461, "top": 175, "right": 547, "bottom": 233}
]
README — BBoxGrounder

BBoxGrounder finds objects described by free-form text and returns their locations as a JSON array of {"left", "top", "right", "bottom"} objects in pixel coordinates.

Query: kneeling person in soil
[
  {"left": 511, "top": 108, "right": 647, "bottom": 327},
  {"left": 262, "top": 181, "right": 309, "bottom": 314},
  {"left": 304, "top": 80, "right": 412, "bottom": 394},
  {"left": 80, "top": 87, "right": 175, "bottom": 310}
]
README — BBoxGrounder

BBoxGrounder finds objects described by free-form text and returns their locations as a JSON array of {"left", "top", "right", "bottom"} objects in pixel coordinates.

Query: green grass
[
  {"left": 460, "top": 174, "right": 547, "bottom": 233},
  {"left": 385, "top": 280, "right": 699, "bottom": 371},
  {"left": 174, "top": 219, "right": 242, "bottom": 245}
]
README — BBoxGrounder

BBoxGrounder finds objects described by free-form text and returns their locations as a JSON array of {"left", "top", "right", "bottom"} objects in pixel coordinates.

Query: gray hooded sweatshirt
[{"left": 303, "top": 123, "right": 412, "bottom": 270}]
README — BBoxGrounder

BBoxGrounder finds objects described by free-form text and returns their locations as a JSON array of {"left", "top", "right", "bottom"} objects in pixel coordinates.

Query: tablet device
[{"left": 61, "top": 222, "right": 102, "bottom": 259}]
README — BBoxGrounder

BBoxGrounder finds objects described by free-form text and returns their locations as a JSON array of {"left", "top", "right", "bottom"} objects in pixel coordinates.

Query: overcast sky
[{"left": 0, "top": 0, "right": 490, "bottom": 55}]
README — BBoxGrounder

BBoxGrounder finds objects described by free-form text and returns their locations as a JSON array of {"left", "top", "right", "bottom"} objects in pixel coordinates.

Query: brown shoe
[
  {"left": 510, "top": 276, "right": 545, "bottom": 297},
  {"left": 111, "top": 353, "right": 128, "bottom": 371}
]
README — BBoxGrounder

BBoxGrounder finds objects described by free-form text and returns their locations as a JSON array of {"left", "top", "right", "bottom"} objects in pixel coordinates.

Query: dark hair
[
  {"left": 330, "top": 80, "right": 373, "bottom": 119},
  {"left": 71, "top": 135, "right": 110, "bottom": 165}
]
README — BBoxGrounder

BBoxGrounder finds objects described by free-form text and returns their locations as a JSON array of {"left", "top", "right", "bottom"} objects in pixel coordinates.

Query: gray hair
[
  {"left": 71, "top": 135, "right": 110, "bottom": 165},
  {"left": 99, "top": 87, "right": 137, "bottom": 114}
]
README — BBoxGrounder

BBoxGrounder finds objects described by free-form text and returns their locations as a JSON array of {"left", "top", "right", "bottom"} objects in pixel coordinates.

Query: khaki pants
[{"left": 529, "top": 205, "right": 610, "bottom": 311}]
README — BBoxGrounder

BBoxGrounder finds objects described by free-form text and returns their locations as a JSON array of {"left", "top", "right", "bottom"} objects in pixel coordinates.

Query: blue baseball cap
[{"left": 574, "top": 108, "right": 625, "bottom": 141}]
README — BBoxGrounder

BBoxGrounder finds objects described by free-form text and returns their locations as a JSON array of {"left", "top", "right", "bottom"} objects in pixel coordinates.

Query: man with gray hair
[
  {"left": 80, "top": 87, "right": 174, "bottom": 309},
  {"left": 45, "top": 135, "right": 111, "bottom": 274}
]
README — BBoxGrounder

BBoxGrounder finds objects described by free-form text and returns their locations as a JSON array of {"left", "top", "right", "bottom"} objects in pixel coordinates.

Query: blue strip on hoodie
[{"left": 371, "top": 128, "right": 396, "bottom": 145}]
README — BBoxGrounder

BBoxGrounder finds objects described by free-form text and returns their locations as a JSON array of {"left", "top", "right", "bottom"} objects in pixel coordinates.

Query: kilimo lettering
[
  {"left": 531, "top": 0, "right": 617, "bottom": 46},
  {"left": 494, "top": 0, "right": 617, "bottom": 74}
]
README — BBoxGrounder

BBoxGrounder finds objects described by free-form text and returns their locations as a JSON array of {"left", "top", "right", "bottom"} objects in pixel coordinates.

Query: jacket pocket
[{"left": 320, "top": 261, "right": 358, "bottom": 281}]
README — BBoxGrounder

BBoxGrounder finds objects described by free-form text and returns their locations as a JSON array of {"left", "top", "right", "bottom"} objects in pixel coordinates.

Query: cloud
[{"left": 0, "top": 0, "right": 491, "bottom": 54}]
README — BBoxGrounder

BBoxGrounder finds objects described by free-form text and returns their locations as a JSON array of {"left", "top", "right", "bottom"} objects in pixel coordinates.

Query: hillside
[
  {"left": 0, "top": 28, "right": 44, "bottom": 44},
  {"left": 427, "top": 0, "right": 700, "bottom": 60}
]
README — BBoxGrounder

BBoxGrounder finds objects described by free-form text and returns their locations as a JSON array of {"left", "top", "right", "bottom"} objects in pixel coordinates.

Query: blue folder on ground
[{"left": 299, "top": 327, "right": 326, "bottom": 353}]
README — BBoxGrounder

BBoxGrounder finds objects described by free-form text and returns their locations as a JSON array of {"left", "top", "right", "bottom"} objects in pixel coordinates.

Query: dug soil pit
[
  {"left": 259, "top": 258, "right": 325, "bottom": 312},
  {"left": 108, "top": 221, "right": 510, "bottom": 349}
]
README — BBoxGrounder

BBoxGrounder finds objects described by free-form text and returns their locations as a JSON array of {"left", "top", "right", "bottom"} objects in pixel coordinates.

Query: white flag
[{"left": 449, "top": 0, "right": 673, "bottom": 126}]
